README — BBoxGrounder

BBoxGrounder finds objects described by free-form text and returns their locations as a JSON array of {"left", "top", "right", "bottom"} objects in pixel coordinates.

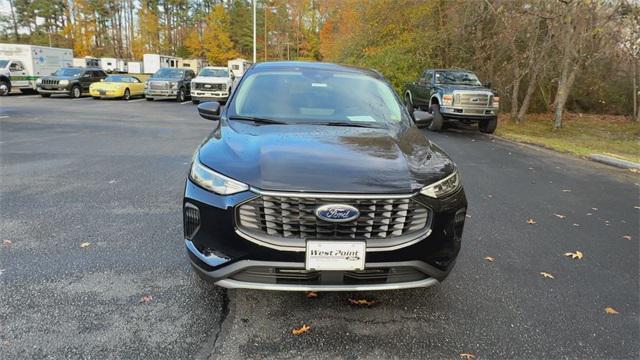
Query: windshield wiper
[
  {"left": 313, "top": 121, "right": 379, "bottom": 128},
  {"left": 228, "top": 115, "right": 288, "bottom": 125}
]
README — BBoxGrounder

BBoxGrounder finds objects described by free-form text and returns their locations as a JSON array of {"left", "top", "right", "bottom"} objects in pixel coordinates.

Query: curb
[{"left": 588, "top": 154, "right": 640, "bottom": 170}]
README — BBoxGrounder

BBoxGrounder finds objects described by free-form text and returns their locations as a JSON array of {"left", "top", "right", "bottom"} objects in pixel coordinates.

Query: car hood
[
  {"left": 436, "top": 84, "right": 493, "bottom": 93},
  {"left": 40, "top": 75, "right": 78, "bottom": 81},
  {"left": 148, "top": 77, "right": 180, "bottom": 82},
  {"left": 197, "top": 121, "right": 455, "bottom": 194},
  {"left": 90, "top": 82, "right": 125, "bottom": 89},
  {"left": 192, "top": 76, "right": 231, "bottom": 84}
]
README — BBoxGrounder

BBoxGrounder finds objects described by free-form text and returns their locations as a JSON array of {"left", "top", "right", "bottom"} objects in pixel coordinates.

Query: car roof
[
  {"left": 426, "top": 68, "right": 474, "bottom": 72},
  {"left": 202, "top": 66, "right": 228, "bottom": 70},
  {"left": 251, "top": 61, "right": 384, "bottom": 79}
]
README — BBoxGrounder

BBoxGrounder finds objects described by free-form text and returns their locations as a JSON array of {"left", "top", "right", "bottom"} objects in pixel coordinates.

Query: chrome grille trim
[
  {"left": 250, "top": 187, "right": 417, "bottom": 199},
  {"left": 149, "top": 81, "right": 169, "bottom": 90},
  {"left": 454, "top": 92, "right": 491, "bottom": 107}
]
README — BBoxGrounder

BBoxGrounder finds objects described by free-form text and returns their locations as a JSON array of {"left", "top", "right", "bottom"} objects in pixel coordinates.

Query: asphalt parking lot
[{"left": 1, "top": 94, "right": 638, "bottom": 359}]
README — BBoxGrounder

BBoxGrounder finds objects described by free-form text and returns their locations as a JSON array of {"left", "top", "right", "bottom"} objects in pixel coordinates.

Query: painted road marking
[
  {"left": 127, "top": 98, "right": 146, "bottom": 103},
  {"left": 0, "top": 115, "right": 8, "bottom": 119},
  {"left": 181, "top": 101, "right": 191, "bottom": 105}
]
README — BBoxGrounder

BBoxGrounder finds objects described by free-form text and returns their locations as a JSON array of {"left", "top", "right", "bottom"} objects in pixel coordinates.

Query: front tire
[
  {"left": 40, "top": 93, "right": 51, "bottom": 98},
  {"left": 92, "top": 96, "right": 100, "bottom": 100},
  {"left": 479, "top": 117, "right": 497, "bottom": 134},
  {"left": 404, "top": 93, "right": 414, "bottom": 114},
  {"left": 70, "top": 85, "right": 81, "bottom": 98},
  {"left": 123, "top": 88, "right": 131, "bottom": 100},
  {"left": 0, "top": 81, "right": 10, "bottom": 96},
  {"left": 176, "top": 88, "right": 185, "bottom": 102},
  {"left": 428, "top": 103, "right": 444, "bottom": 131},
  {"left": 146, "top": 97, "right": 153, "bottom": 101}
]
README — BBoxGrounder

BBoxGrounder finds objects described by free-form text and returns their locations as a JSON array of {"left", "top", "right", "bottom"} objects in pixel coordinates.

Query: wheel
[
  {"left": 176, "top": 88, "right": 185, "bottom": 102},
  {"left": 146, "top": 97, "right": 153, "bottom": 101},
  {"left": 70, "top": 85, "right": 81, "bottom": 98},
  {"left": 192, "top": 99, "right": 200, "bottom": 105},
  {"left": 404, "top": 92, "right": 414, "bottom": 114},
  {"left": 123, "top": 88, "right": 131, "bottom": 100},
  {"left": 40, "top": 93, "right": 51, "bottom": 98},
  {"left": 479, "top": 117, "right": 497, "bottom": 134},
  {"left": 92, "top": 96, "right": 100, "bottom": 100},
  {"left": 428, "top": 103, "right": 444, "bottom": 131},
  {"left": 0, "top": 81, "right": 10, "bottom": 96}
]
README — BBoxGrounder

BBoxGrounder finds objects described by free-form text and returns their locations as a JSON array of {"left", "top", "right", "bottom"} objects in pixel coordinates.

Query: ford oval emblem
[{"left": 315, "top": 204, "right": 360, "bottom": 223}]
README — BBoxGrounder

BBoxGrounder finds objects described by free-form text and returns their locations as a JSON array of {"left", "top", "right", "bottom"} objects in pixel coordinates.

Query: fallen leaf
[
  {"left": 306, "top": 291, "right": 318, "bottom": 298},
  {"left": 80, "top": 242, "right": 91, "bottom": 248},
  {"left": 139, "top": 295, "right": 154, "bottom": 304},
  {"left": 634, "top": 206, "right": 640, "bottom": 210},
  {"left": 108, "top": 179, "right": 117, "bottom": 184},
  {"left": 527, "top": 218, "right": 537, "bottom": 225},
  {"left": 553, "top": 213, "right": 567, "bottom": 219},
  {"left": 2, "top": 240, "right": 12, "bottom": 245},
  {"left": 564, "top": 251, "right": 583, "bottom": 260},
  {"left": 604, "top": 307, "right": 619, "bottom": 315},
  {"left": 592, "top": 207, "right": 598, "bottom": 211},
  {"left": 562, "top": 189, "right": 572, "bottom": 192},
  {"left": 483, "top": 256, "right": 495, "bottom": 262},
  {"left": 487, "top": 194, "right": 493, "bottom": 198},
  {"left": 348, "top": 298, "right": 379, "bottom": 307},
  {"left": 0, "top": 269, "right": 5, "bottom": 276},
  {"left": 466, "top": 214, "right": 472, "bottom": 218},
  {"left": 623, "top": 235, "right": 632, "bottom": 241},
  {"left": 460, "top": 353, "right": 475, "bottom": 360},
  {"left": 528, "top": 167, "right": 534, "bottom": 170},
  {"left": 540, "top": 272, "right": 555, "bottom": 279},
  {"left": 573, "top": 223, "right": 580, "bottom": 227},
  {"left": 292, "top": 324, "right": 311, "bottom": 335},
  {"left": 629, "top": 168, "right": 639, "bottom": 173},
  {"left": 586, "top": 213, "right": 592, "bottom": 216}
]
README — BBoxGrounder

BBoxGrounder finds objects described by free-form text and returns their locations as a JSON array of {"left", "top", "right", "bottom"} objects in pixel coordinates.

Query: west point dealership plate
[{"left": 305, "top": 241, "right": 366, "bottom": 271}]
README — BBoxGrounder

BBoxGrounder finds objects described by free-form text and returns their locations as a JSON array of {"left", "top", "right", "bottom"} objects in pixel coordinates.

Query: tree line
[{"left": 1, "top": 0, "right": 638, "bottom": 125}]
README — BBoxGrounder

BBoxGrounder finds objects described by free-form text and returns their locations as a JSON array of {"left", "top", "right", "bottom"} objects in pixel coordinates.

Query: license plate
[
  {"left": 305, "top": 241, "right": 365, "bottom": 271},
  {"left": 99, "top": 90, "right": 106, "bottom": 95}
]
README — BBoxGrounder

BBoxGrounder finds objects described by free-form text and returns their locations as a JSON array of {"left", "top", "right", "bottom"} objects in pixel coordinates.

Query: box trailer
[
  {"left": 73, "top": 56, "right": 101, "bottom": 68},
  {"left": 143, "top": 54, "right": 179, "bottom": 74},
  {"left": 227, "top": 58, "right": 251, "bottom": 78},
  {"left": 179, "top": 58, "right": 204, "bottom": 73},
  {"left": 0, "top": 43, "right": 73, "bottom": 95},
  {"left": 128, "top": 61, "right": 143, "bottom": 74}
]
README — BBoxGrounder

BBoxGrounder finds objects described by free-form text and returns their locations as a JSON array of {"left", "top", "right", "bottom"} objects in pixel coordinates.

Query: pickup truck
[{"left": 404, "top": 69, "right": 499, "bottom": 133}]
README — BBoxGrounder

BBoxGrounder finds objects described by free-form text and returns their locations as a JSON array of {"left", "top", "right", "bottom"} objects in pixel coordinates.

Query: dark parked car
[
  {"left": 405, "top": 69, "right": 499, "bottom": 133},
  {"left": 184, "top": 61, "right": 467, "bottom": 291},
  {"left": 144, "top": 68, "right": 195, "bottom": 102},
  {"left": 36, "top": 67, "right": 107, "bottom": 98}
]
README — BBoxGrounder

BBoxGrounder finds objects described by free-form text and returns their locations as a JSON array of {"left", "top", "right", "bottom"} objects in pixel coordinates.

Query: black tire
[
  {"left": 123, "top": 88, "right": 131, "bottom": 100},
  {"left": 192, "top": 99, "right": 200, "bottom": 105},
  {"left": 0, "top": 80, "right": 10, "bottom": 96},
  {"left": 40, "top": 93, "right": 51, "bottom": 98},
  {"left": 479, "top": 117, "right": 498, "bottom": 134},
  {"left": 404, "top": 93, "right": 414, "bottom": 114},
  {"left": 146, "top": 97, "right": 153, "bottom": 101},
  {"left": 70, "top": 85, "right": 81, "bottom": 98},
  {"left": 428, "top": 103, "right": 444, "bottom": 131},
  {"left": 176, "top": 88, "right": 185, "bottom": 102}
]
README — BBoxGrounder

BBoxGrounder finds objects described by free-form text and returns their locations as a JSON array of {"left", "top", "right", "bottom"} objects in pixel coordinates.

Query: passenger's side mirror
[
  {"left": 100, "top": 79, "right": 104, "bottom": 82},
  {"left": 413, "top": 110, "right": 433, "bottom": 124},
  {"left": 484, "top": 82, "right": 492, "bottom": 89},
  {"left": 197, "top": 101, "right": 221, "bottom": 121}
]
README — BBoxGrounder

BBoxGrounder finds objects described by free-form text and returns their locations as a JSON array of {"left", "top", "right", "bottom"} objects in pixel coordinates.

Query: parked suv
[
  {"left": 405, "top": 69, "right": 499, "bottom": 133},
  {"left": 184, "top": 62, "right": 467, "bottom": 292},
  {"left": 144, "top": 68, "right": 195, "bottom": 102},
  {"left": 191, "top": 66, "right": 235, "bottom": 104},
  {"left": 37, "top": 67, "right": 107, "bottom": 98}
]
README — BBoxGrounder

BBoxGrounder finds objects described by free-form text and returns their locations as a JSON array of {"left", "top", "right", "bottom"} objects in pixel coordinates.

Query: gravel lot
[{"left": 1, "top": 94, "right": 638, "bottom": 359}]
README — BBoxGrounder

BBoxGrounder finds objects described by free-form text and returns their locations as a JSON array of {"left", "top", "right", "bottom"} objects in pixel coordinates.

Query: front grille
[
  {"left": 184, "top": 204, "right": 200, "bottom": 239},
  {"left": 237, "top": 195, "right": 430, "bottom": 240},
  {"left": 193, "top": 83, "right": 226, "bottom": 91},
  {"left": 230, "top": 266, "right": 427, "bottom": 285},
  {"left": 455, "top": 93, "right": 490, "bottom": 106},
  {"left": 149, "top": 81, "right": 169, "bottom": 90},
  {"left": 42, "top": 79, "right": 59, "bottom": 85}
]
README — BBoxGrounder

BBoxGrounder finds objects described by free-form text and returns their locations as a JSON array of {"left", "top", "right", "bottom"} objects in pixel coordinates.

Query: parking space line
[
  {"left": 181, "top": 101, "right": 191, "bottom": 105},
  {"left": 16, "top": 95, "right": 40, "bottom": 98},
  {"left": 127, "top": 98, "right": 146, "bottom": 103},
  {"left": 0, "top": 115, "right": 8, "bottom": 119}
]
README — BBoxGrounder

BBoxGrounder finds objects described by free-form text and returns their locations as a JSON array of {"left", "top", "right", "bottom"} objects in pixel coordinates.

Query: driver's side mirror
[
  {"left": 484, "top": 82, "right": 492, "bottom": 89},
  {"left": 100, "top": 79, "right": 104, "bottom": 82},
  {"left": 413, "top": 110, "right": 433, "bottom": 124},
  {"left": 197, "top": 101, "right": 221, "bottom": 121}
]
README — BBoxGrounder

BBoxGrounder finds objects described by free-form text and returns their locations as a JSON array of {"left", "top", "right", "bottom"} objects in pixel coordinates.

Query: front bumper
[
  {"left": 144, "top": 89, "right": 178, "bottom": 98},
  {"left": 90, "top": 89, "right": 122, "bottom": 98},
  {"left": 183, "top": 179, "right": 466, "bottom": 291},
  {"left": 37, "top": 87, "right": 70, "bottom": 94},
  {"left": 192, "top": 91, "right": 229, "bottom": 102},
  {"left": 440, "top": 106, "right": 497, "bottom": 121}
]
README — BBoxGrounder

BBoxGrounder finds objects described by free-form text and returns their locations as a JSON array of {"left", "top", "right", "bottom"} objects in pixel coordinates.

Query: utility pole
[
  {"left": 252, "top": 0, "right": 256, "bottom": 63},
  {"left": 264, "top": 5, "right": 267, "bottom": 61}
]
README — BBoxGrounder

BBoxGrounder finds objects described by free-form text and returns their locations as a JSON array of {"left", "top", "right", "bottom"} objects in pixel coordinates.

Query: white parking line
[
  {"left": 181, "top": 101, "right": 191, "bottom": 105},
  {"left": 16, "top": 95, "right": 40, "bottom": 98},
  {"left": 0, "top": 115, "right": 8, "bottom": 119},
  {"left": 127, "top": 98, "right": 146, "bottom": 103},
  {"left": 73, "top": 97, "right": 92, "bottom": 100}
]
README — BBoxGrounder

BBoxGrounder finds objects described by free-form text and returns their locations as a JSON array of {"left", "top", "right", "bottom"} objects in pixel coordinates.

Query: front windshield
[
  {"left": 228, "top": 70, "right": 409, "bottom": 127},
  {"left": 199, "top": 68, "right": 229, "bottom": 77},
  {"left": 435, "top": 71, "right": 481, "bottom": 86},
  {"left": 53, "top": 68, "right": 83, "bottom": 77},
  {"left": 104, "top": 75, "right": 130, "bottom": 83},
  {"left": 0, "top": 60, "right": 9, "bottom": 68},
  {"left": 152, "top": 68, "right": 184, "bottom": 78}
]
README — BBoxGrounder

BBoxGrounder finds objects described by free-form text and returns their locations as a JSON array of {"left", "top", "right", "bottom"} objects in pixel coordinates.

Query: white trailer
[
  {"left": 143, "top": 54, "right": 179, "bottom": 74},
  {"left": 115, "top": 59, "right": 128, "bottom": 73},
  {"left": 128, "top": 61, "right": 143, "bottom": 74},
  {"left": 0, "top": 43, "right": 73, "bottom": 95},
  {"left": 100, "top": 57, "right": 118, "bottom": 73},
  {"left": 227, "top": 58, "right": 251, "bottom": 78},
  {"left": 73, "top": 56, "right": 101, "bottom": 68}
]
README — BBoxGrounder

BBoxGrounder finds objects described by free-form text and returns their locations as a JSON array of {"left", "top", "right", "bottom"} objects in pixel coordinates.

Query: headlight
[
  {"left": 36, "top": 78, "right": 42, "bottom": 85},
  {"left": 190, "top": 158, "right": 248, "bottom": 195},
  {"left": 59, "top": 80, "right": 69, "bottom": 86},
  {"left": 169, "top": 81, "right": 178, "bottom": 89},
  {"left": 442, "top": 94, "right": 454, "bottom": 106},
  {"left": 420, "top": 170, "right": 461, "bottom": 198},
  {"left": 144, "top": 81, "right": 148, "bottom": 89},
  {"left": 492, "top": 96, "right": 500, "bottom": 108}
]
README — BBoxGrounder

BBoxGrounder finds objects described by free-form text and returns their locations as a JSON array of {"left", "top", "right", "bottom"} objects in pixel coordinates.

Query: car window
[
  {"left": 130, "top": 76, "right": 141, "bottom": 83},
  {"left": 229, "top": 70, "right": 409, "bottom": 127},
  {"left": 425, "top": 71, "right": 433, "bottom": 83},
  {"left": 152, "top": 68, "right": 184, "bottom": 78},
  {"left": 53, "top": 68, "right": 83, "bottom": 77},
  {"left": 199, "top": 68, "right": 229, "bottom": 77},
  {"left": 10, "top": 61, "right": 23, "bottom": 71},
  {"left": 104, "top": 75, "right": 129, "bottom": 82},
  {"left": 435, "top": 70, "right": 481, "bottom": 85}
]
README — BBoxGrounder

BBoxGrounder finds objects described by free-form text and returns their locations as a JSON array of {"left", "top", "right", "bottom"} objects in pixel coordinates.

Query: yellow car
[{"left": 90, "top": 75, "right": 145, "bottom": 100}]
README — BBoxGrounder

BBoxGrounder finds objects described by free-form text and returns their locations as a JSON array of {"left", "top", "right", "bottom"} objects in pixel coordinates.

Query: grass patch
[{"left": 495, "top": 113, "right": 640, "bottom": 163}]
